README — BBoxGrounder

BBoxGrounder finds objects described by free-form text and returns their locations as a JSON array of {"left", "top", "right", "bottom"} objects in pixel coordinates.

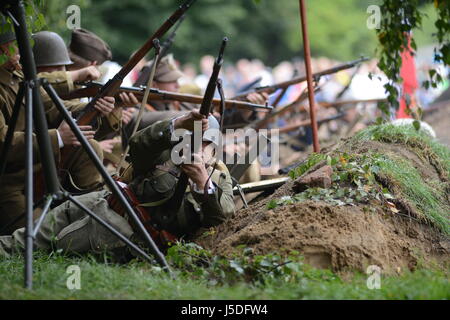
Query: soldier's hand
[
  {"left": 174, "top": 110, "right": 208, "bottom": 132},
  {"left": 121, "top": 107, "right": 136, "bottom": 125},
  {"left": 98, "top": 138, "right": 117, "bottom": 153},
  {"left": 246, "top": 92, "right": 269, "bottom": 105},
  {"left": 57, "top": 121, "right": 96, "bottom": 147},
  {"left": 236, "top": 92, "right": 269, "bottom": 121},
  {"left": 70, "top": 66, "right": 101, "bottom": 82},
  {"left": 94, "top": 96, "right": 115, "bottom": 116},
  {"left": 181, "top": 153, "right": 209, "bottom": 188},
  {"left": 119, "top": 92, "right": 139, "bottom": 108}
]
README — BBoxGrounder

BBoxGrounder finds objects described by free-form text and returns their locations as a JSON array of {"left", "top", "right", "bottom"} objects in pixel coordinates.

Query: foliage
[
  {"left": 288, "top": 153, "right": 326, "bottom": 180},
  {"left": 281, "top": 124, "right": 450, "bottom": 234},
  {"left": 0, "top": 0, "right": 46, "bottom": 65},
  {"left": 375, "top": 0, "right": 450, "bottom": 113},
  {"left": 276, "top": 152, "right": 394, "bottom": 209},
  {"left": 354, "top": 123, "right": 450, "bottom": 178},
  {"left": 165, "top": 242, "right": 327, "bottom": 286},
  {"left": 34, "top": 0, "right": 379, "bottom": 66},
  {"left": 377, "top": 155, "right": 450, "bottom": 234},
  {"left": 0, "top": 248, "right": 448, "bottom": 299}
]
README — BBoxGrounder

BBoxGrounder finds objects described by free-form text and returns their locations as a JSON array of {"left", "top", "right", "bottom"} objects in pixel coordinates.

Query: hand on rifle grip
[
  {"left": 173, "top": 110, "right": 209, "bottom": 132},
  {"left": 121, "top": 106, "right": 137, "bottom": 125},
  {"left": 94, "top": 96, "right": 115, "bottom": 116},
  {"left": 181, "top": 153, "right": 209, "bottom": 189},
  {"left": 246, "top": 92, "right": 269, "bottom": 105},
  {"left": 119, "top": 92, "right": 139, "bottom": 108},
  {"left": 57, "top": 120, "right": 95, "bottom": 147}
]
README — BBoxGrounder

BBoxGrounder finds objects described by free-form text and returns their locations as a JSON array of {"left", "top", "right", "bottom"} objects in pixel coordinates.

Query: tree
[
  {"left": 35, "top": 0, "right": 381, "bottom": 67},
  {"left": 374, "top": 0, "right": 449, "bottom": 112}
]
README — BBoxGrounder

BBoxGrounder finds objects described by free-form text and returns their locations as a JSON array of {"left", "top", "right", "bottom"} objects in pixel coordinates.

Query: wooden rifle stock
[{"left": 61, "top": 82, "right": 273, "bottom": 112}]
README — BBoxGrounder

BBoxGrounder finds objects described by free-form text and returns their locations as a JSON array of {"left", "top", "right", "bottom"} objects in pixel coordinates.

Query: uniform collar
[{"left": 0, "top": 66, "right": 23, "bottom": 86}]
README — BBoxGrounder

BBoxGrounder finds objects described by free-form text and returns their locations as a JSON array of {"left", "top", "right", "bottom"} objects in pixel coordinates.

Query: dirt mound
[
  {"left": 199, "top": 200, "right": 448, "bottom": 273},
  {"left": 197, "top": 128, "right": 450, "bottom": 273}
]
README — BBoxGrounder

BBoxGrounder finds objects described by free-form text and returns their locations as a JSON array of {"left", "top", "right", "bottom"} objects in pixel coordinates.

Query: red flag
[{"left": 397, "top": 34, "right": 418, "bottom": 119}]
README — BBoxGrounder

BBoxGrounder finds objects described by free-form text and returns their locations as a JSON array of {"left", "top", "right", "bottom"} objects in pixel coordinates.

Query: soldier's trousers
[
  {"left": 0, "top": 191, "right": 134, "bottom": 258},
  {"left": 0, "top": 140, "right": 104, "bottom": 235}
]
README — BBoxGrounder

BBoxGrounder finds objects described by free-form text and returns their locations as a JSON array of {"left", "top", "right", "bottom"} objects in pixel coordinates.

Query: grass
[
  {"left": 354, "top": 123, "right": 450, "bottom": 234},
  {"left": 0, "top": 252, "right": 449, "bottom": 300},
  {"left": 353, "top": 123, "right": 450, "bottom": 179},
  {"left": 2, "top": 123, "right": 449, "bottom": 300},
  {"left": 376, "top": 156, "right": 450, "bottom": 234},
  {"left": 283, "top": 123, "right": 450, "bottom": 234}
]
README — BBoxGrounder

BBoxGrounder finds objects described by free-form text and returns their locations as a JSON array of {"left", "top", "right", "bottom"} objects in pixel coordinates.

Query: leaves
[
  {"left": 274, "top": 152, "right": 402, "bottom": 213},
  {"left": 166, "top": 242, "right": 308, "bottom": 285},
  {"left": 375, "top": 0, "right": 449, "bottom": 117},
  {"left": 288, "top": 153, "right": 327, "bottom": 179}
]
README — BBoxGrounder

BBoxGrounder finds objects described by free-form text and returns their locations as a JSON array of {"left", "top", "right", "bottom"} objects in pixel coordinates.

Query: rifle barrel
[
  {"left": 233, "top": 57, "right": 369, "bottom": 100},
  {"left": 133, "top": 14, "right": 187, "bottom": 87}
]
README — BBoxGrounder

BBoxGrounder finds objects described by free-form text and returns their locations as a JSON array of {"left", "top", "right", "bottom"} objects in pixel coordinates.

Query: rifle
[
  {"left": 235, "top": 76, "right": 262, "bottom": 94},
  {"left": 276, "top": 98, "right": 388, "bottom": 136},
  {"left": 243, "top": 86, "right": 318, "bottom": 130},
  {"left": 60, "top": 81, "right": 272, "bottom": 112},
  {"left": 134, "top": 14, "right": 186, "bottom": 87},
  {"left": 271, "top": 69, "right": 299, "bottom": 108},
  {"left": 34, "top": 0, "right": 196, "bottom": 198},
  {"left": 278, "top": 159, "right": 308, "bottom": 175},
  {"left": 232, "top": 177, "right": 289, "bottom": 195},
  {"left": 232, "top": 57, "right": 369, "bottom": 100},
  {"left": 168, "top": 37, "right": 228, "bottom": 213},
  {"left": 277, "top": 112, "right": 346, "bottom": 134},
  {"left": 74, "top": 0, "right": 196, "bottom": 128}
]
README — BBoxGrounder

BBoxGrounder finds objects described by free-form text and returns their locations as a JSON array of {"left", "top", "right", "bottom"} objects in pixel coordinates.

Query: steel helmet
[
  {"left": 32, "top": 31, "right": 73, "bottom": 67},
  {"left": 202, "top": 115, "right": 221, "bottom": 146}
]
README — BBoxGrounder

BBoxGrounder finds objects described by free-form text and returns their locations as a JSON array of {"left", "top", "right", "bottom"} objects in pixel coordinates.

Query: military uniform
[
  {"left": 122, "top": 55, "right": 189, "bottom": 147},
  {"left": 38, "top": 70, "right": 122, "bottom": 138},
  {"left": 0, "top": 118, "right": 235, "bottom": 258},
  {"left": 0, "top": 66, "right": 104, "bottom": 234}
]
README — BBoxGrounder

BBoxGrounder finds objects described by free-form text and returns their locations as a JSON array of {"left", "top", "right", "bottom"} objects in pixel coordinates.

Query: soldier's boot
[{"left": 0, "top": 191, "right": 134, "bottom": 258}]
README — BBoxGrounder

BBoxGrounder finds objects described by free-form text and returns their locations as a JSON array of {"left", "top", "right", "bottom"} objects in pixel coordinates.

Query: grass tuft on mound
[
  {"left": 353, "top": 123, "right": 450, "bottom": 179},
  {"left": 375, "top": 156, "right": 450, "bottom": 234},
  {"left": 284, "top": 124, "right": 450, "bottom": 235}
]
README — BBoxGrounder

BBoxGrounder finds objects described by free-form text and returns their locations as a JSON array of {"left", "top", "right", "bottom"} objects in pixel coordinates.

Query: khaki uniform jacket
[
  {"left": 37, "top": 70, "right": 122, "bottom": 140},
  {"left": 0, "top": 68, "right": 104, "bottom": 234},
  {"left": 0, "top": 67, "right": 63, "bottom": 191},
  {"left": 128, "top": 119, "right": 235, "bottom": 236},
  {"left": 0, "top": 119, "right": 235, "bottom": 258}
]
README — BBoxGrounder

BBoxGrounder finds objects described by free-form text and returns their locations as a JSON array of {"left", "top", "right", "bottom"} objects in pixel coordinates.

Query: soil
[{"left": 197, "top": 136, "right": 450, "bottom": 274}]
